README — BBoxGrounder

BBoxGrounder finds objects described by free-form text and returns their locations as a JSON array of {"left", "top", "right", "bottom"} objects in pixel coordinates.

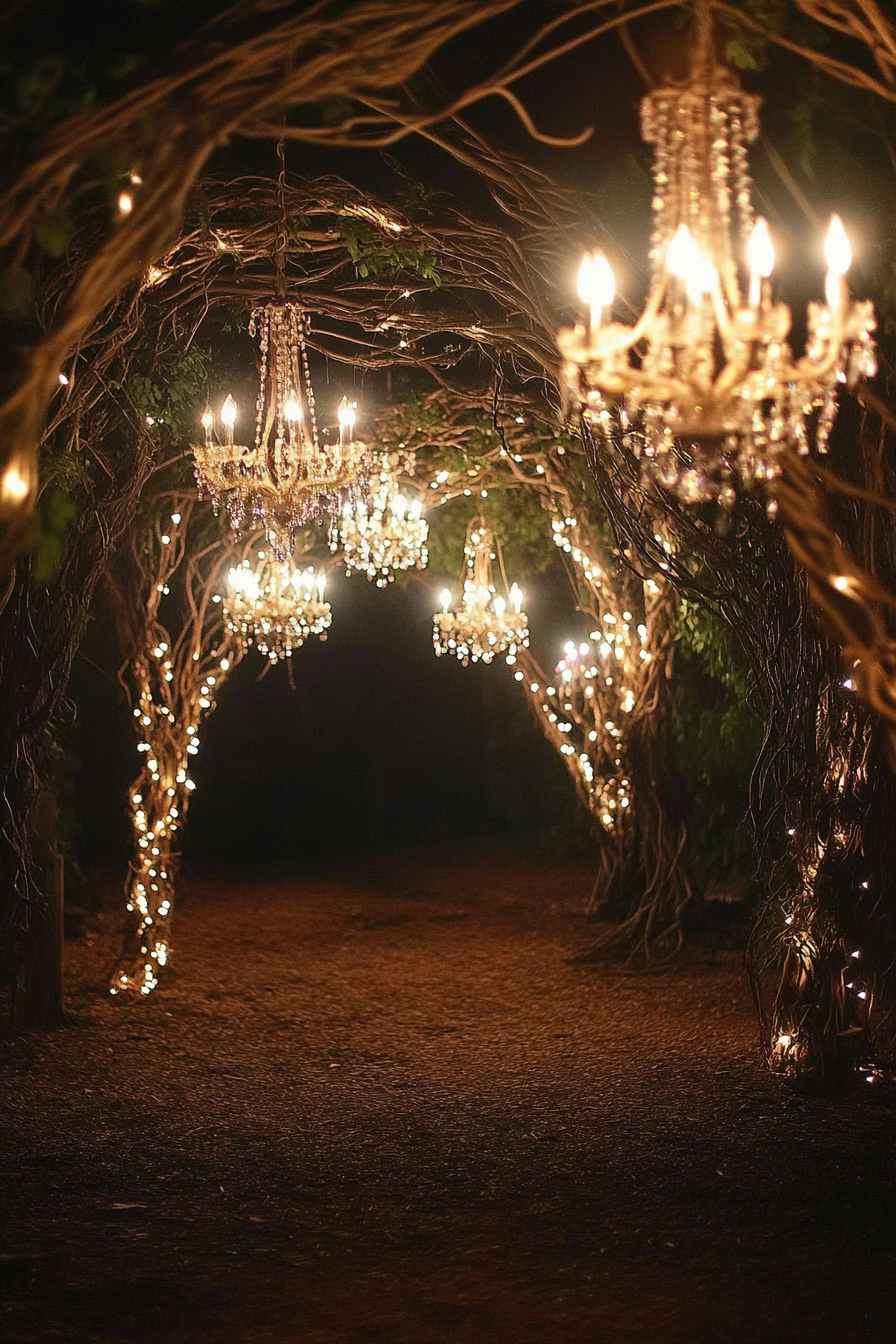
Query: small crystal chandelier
[
  {"left": 433, "top": 520, "right": 528, "bottom": 665},
  {"left": 222, "top": 552, "right": 331, "bottom": 661},
  {"left": 337, "top": 456, "right": 428, "bottom": 587},
  {"left": 193, "top": 303, "right": 370, "bottom": 550},
  {"left": 556, "top": 2, "right": 876, "bottom": 505}
]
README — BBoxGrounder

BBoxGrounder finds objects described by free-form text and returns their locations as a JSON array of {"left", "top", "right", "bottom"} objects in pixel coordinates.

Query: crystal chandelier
[
  {"left": 337, "top": 455, "right": 428, "bottom": 586},
  {"left": 433, "top": 520, "right": 528, "bottom": 665},
  {"left": 193, "top": 302, "right": 371, "bottom": 550},
  {"left": 222, "top": 552, "right": 331, "bottom": 661},
  {"left": 556, "top": 4, "right": 876, "bottom": 505}
]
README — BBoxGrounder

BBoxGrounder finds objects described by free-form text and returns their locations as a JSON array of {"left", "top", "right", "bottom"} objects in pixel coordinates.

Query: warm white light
[
  {"left": 229, "top": 566, "right": 259, "bottom": 601},
  {"left": 316, "top": 572, "right": 327, "bottom": 601},
  {"left": 825, "top": 215, "right": 851, "bottom": 275},
  {"left": 1, "top": 466, "right": 29, "bottom": 503},
  {"left": 200, "top": 406, "right": 214, "bottom": 431},
  {"left": 439, "top": 588, "right": 452, "bottom": 613},
  {"left": 220, "top": 395, "right": 237, "bottom": 427},
  {"left": 392, "top": 493, "right": 408, "bottom": 521},
  {"left": 577, "top": 252, "right": 615, "bottom": 310},
  {"left": 493, "top": 595, "right": 506, "bottom": 617},
  {"left": 118, "top": 192, "right": 133, "bottom": 216},
  {"left": 748, "top": 217, "right": 775, "bottom": 278},
  {"left": 509, "top": 583, "right": 524, "bottom": 614},
  {"left": 284, "top": 395, "right": 302, "bottom": 422},
  {"left": 666, "top": 225, "right": 702, "bottom": 282},
  {"left": 409, "top": 498, "right": 423, "bottom": 520},
  {"left": 337, "top": 397, "right": 357, "bottom": 431}
]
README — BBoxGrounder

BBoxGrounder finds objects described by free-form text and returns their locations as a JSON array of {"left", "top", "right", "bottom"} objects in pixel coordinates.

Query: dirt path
[{"left": 2, "top": 851, "right": 895, "bottom": 1343}]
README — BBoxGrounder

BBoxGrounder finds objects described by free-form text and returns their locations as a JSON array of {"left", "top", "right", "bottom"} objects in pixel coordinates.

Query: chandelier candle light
[
  {"left": 557, "top": 5, "right": 876, "bottom": 504},
  {"left": 338, "top": 456, "right": 428, "bottom": 586},
  {"left": 223, "top": 551, "right": 331, "bottom": 661},
  {"left": 433, "top": 520, "right": 528, "bottom": 665},
  {"left": 193, "top": 303, "right": 370, "bottom": 549}
]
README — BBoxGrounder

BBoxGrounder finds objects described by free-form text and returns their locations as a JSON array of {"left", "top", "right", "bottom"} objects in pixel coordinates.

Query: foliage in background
[{"left": 673, "top": 597, "right": 763, "bottom": 895}]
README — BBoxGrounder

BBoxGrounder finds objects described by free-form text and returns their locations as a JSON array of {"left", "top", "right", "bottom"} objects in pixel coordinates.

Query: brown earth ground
[{"left": 1, "top": 848, "right": 895, "bottom": 1344}]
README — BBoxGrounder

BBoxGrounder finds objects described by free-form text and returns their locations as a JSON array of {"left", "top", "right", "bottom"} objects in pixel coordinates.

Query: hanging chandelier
[
  {"left": 433, "top": 520, "right": 528, "bottom": 665},
  {"left": 193, "top": 302, "right": 370, "bottom": 550},
  {"left": 556, "top": 4, "right": 877, "bottom": 505},
  {"left": 337, "top": 455, "right": 428, "bottom": 586},
  {"left": 222, "top": 552, "right": 331, "bottom": 661}
]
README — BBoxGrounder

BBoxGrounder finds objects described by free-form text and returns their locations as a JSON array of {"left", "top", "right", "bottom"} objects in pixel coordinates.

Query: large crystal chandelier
[
  {"left": 222, "top": 552, "right": 331, "bottom": 662},
  {"left": 192, "top": 143, "right": 371, "bottom": 548},
  {"left": 433, "top": 520, "right": 528, "bottom": 665},
  {"left": 557, "top": 4, "right": 876, "bottom": 504},
  {"left": 337, "top": 455, "right": 428, "bottom": 586},
  {"left": 193, "top": 302, "right": 370, "bottom": 550}
]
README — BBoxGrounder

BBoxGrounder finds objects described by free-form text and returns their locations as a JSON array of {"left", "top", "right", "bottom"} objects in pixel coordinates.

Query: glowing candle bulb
[
  {"left": 825, "top": 215, "right": 851, "bottom": 311},
  {"left": 748, "top": 218, "right": 776, "bottom": 279},
  {"left": 666, "top": 226, "right": 715, "bottom": 303},
  {"left": 392, "top": 493, "right": 408, "bottom": 521},
  {"left": 337, "top": 397, "right": 357, "bottom": 441},
  {"left": 284, "top": 394, "right": 302, "bottom": 423},
  {"left": 316, "top": 572, "right": 327, "bottom": 602},
  {"left": 748, "top": 217, "right": 775, "bottom": 307},
  {"left": 667, "top": 225, "right": 701, "bottom": 281},
  {"left": 825, "top": 215, "right": 851, "bottom": 275},
  {"left": 220, "top": 394, "right": 236, "bottom": 447},
  {"left": 439, "top": 588, "right": 452, "bottom": 613},
  {"left": 200, "top": 405, "right": 214, "bottom": 446},
  {"left": 493, "top": 595, "right": 506, "bottom": 617},
  {"left": 409, "top": 498, "right": 423, "bottom": 520},
  {"left": 509, "top": 582, "right": 524, "bottom": 614},
  {"left": 577, "top": 252, "right": 615, "bottom": 338}
]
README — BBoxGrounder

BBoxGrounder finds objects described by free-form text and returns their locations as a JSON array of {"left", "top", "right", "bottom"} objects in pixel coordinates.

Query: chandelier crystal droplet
[
  {"left": 556, "top": 7, "right": 876, "bottom": 505},
  {"left": 222, "top": 552, "right": 331, "bottom": 661},
  {"left": 192, "top": 304, "right": 371, "bottom": 551},
  {"left": 433, "top": 521, "right": 528, "bottom": 665}
]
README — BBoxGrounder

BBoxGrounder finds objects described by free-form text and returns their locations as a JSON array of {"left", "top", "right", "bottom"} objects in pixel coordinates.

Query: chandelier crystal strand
[
  {"left": 433, "top": 520, "right": 528, "bottom": 665},
  {"left": 222, "top": 551, "right": 331, "bottom": 661},
  {"left": 337, "top": 449, "right": 428, "bottom": 586},
  {"left": 556, "top": 3, "right": 876, "bottom": 505}
]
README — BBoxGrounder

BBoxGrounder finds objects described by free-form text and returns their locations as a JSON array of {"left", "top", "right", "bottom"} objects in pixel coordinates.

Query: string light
[{"left": 110, "top": 506, "right": 243, "bottom": 997}]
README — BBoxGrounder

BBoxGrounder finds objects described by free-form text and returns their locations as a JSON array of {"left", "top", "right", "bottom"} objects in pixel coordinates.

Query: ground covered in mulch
[{"left": 2, "top": 848, "right": 895, "bottom": 1343}]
